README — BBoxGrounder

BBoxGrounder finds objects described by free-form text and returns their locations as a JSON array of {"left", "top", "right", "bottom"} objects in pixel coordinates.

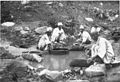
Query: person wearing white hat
[
  {"left": 51, "top": 22, "right": 66, "bottom": 43},
  {"left": 57, "top": 22, "right": 63, "bottom": 26},
  {"left": 89, "top": 27, "right": 115, "bottom": 64},
  {"left": 76, "top": 25, "right": 92, "bottom": 44},
  {"left": 90, "top": 25, "right": 101, "bottom": 34},
  {"left": 38, "top": 27, "right": 53, "bottom": 51},
  {"left": 69, "top": 26, "right": 115, "bottom": 73},
  {"left": 46, "top": 27, "right": 53, "bottom": 32}
]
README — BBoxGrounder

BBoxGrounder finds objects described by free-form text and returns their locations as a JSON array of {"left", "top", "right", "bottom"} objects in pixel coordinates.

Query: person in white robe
[
  {"left": 38, "top": 27, "right": 53, "bottom": 51},
  {"left": 51, "top": 22, "right": 66, "bottom": 43},
  {"left": 76, "top": 25, "right": 92, "bottom": 44}
]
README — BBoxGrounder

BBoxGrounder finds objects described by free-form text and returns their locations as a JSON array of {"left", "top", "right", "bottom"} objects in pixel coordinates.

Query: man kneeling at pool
[{"left": 69, "top": 26, "right": 115, "bottom": 75}]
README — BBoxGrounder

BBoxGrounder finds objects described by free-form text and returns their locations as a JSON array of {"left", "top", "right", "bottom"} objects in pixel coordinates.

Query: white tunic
[
  {"left": 51, "top": 27, "right": 66, "bottom": 42},
  {"left": 78, "top": 31, "right": 92, "bottom": 43},
  {"left": 38, "top": 34, "right": 51, "bottom": 50},
  {"left": 91, "top": 37, "right": 115, "bottom": 64}
]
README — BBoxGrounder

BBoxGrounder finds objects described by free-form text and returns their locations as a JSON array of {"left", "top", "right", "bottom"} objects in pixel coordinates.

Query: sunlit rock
[
  {"left": 1, "top": 22, "right": 15, "bottom": 27},
  {"left": 37, "top": 69, "right": 62, "bottom": 79},
  {"left": 35, "top": 26, "right": 48, "bottom": 34},
  {"left": 14, "top": 26, "right": 23, "bottom": 31},
  {"left": 100, "top": 2, "right": 103, "bottom": 6},
  {"left": 21, "top": 0, "right": 30, "bottom": 4},
  {"left": 85, "top": 64, "right": 106, "bottom": 77},
  {"left": 20, "top": 30, "right": 28, "bottom": 35},
  {"left": 22, "top": 53, "right": 43, "bottom": 63},
  {"left": 24, "top": 26, "right": 30, "bottom": 31},
  {"left": 59, "top": 3, "right": 64, "bottom": 7},
  {"left": 46, "top": 2, "right": 53, "bottom": 5},
  {"left": 85, "top": 18, "right": 93, "bottom": 22}
]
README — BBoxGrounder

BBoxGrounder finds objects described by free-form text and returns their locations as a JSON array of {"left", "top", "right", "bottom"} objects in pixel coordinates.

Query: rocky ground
[{"left": 0, "top": 1, "right": 120, "bottom": 82}]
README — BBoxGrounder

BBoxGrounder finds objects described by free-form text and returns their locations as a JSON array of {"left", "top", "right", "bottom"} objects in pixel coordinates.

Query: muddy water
[
  {"left": 42, "top": 51, "right": 87, "bottom": 71},
  {"left": 0, "top": 51, "right": 86, "bottom": 72}
]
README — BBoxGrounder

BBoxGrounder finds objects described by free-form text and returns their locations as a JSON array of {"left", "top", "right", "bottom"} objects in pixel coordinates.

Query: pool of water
[
  {"left": 42, "top": 51, "right": 87, "bottom": 71},
  {"left": 0, "top": 51, "right": 87, "bottom": 72}
]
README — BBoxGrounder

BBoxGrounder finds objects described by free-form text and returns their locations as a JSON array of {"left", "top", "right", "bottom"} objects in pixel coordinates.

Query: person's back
[{"left": 81, "top": 31, "right": 92, "bottom": 44}]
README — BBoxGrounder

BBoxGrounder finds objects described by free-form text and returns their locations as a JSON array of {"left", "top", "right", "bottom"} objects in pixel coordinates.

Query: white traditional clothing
[
  {"left": 38, "top": 34, "right": 51, "bottom": 50},
  {"left": 51, "top": 27, "right": 66, "bottom": 42},
  {"left": 91, "top": 27, "right": 101, "bottom": 33},
  {"left": 57, "top": 22, "right": 63, "bottom": 26},
  {"left": 78, "top": 31, "right": 92, "bottom": 43},
  {"left": 91, "top": 37, "right": 115, "bottom": 64}
]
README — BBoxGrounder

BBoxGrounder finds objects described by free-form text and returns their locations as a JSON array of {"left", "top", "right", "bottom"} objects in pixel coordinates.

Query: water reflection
[{"left": 42, "top": 51, "right": 86, "bottom": 71}]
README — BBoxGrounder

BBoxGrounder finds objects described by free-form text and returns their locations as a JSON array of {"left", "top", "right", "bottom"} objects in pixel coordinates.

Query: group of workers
[
  {"left": 38, "top": 21, "right": 116, "bottom": 70},
  {"left": 38, "top": 22, "right": 66, "bottom": 51},
  {"left": 35, "top": 21, "right": 118, "bottom": 79}
]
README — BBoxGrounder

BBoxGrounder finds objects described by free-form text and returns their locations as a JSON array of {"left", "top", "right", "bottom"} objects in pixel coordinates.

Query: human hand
[
  {"left": 87, "top": 58, "right": 93, "bottom": 63},
  {"left": 84, "top": 44, "right": 92, "bottom": 49}
]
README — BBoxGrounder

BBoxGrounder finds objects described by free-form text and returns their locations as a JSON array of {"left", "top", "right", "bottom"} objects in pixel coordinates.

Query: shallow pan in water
[
  {"left": 70, "top": 46, "right": 85, "bottom": 51},
  {"left": 49, "top": 48, "right": 69, "bottom": 55}
]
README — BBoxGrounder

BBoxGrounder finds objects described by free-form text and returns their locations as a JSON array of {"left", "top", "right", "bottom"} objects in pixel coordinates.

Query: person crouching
[
  {"left": 76, "top": 24, "right": 92, "bottom": 44},
  {"left": 38, "top": 27, "right": 52, "bottom": 51},
  {"left": 51, "top": 22, "right": 67, "bottom": 43},
  {"left": 69, "top": 26, "right": 115, "bottom": 75}
]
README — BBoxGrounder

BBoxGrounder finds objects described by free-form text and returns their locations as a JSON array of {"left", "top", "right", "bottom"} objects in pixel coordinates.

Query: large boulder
[
  {"left": 37, "top": 69, "right": 63, "bottom": 81},
  {"left": 85, "top": 64, "right": 106, "bottom": 77},
  {"left": 1, "top": 22, "right": 15, "bottom": 27},
  {"left": 5, "top": 46, "right": 26, "bottom": 56},
  {"left": 34, "top": 26, "right": 48, "bottom": 34},
  {"left": 22, "top": 52, "right": 43, "bottom": 63}
]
